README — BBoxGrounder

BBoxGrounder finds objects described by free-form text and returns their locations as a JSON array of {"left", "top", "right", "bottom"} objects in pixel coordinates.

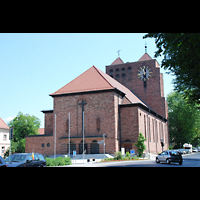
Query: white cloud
[{"left": 4, "top": 116, "right": 16, "bottom": 123}]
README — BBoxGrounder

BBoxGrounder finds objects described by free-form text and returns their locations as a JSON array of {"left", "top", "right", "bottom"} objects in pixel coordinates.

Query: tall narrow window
[
  {"left": 144, "top": 115, "right": 146, "bottom": 138},
  {"left": 96, "top": 117, "right": 100, "bottom": 131},
  {"left": 66, "top": 119, "right": 69, "bottom": 133}
]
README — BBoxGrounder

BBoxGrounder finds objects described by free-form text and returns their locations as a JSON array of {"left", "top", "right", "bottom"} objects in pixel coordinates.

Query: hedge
[{"left": 45, "top": 157, "right": 72, "bottom": 166}]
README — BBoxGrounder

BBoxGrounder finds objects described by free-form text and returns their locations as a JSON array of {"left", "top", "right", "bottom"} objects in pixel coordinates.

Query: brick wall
[
  {"left": 25, "top": 135, "right": 54, "bottom": 155},
  {"left": 119, "top": 105, "right": 169, "bottom": 154},
  {"left": 106, "top": 59, "right": 167, "bottom": 118},
  {"left": 26, "top": 90, "right": 123, "bottom": 155}
]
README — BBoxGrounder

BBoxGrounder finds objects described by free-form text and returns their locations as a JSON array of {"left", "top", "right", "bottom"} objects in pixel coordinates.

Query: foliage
[
  {"left": 8, "top": 112, "right": 40, "bottom": 153},
  {"left": 45, "top": 157, "right": 71, "bottom": 166},
  {"left": 102, "top": 152, "right": 140, "bottom": 162},
  {"left": 125, "top": 152, "right": 130, "bottom": 159},
  {"left": 135, "top": 132, "right": 146, "bottom": 157},
  {"left": 114, "top": 151, "right": 122, "bottom": 160},
  {"left": 143, "top": 33, "right": 200, "bottom": 104},
  {"left": 167, "top": 91, "right": 200, "bottom": 148}
]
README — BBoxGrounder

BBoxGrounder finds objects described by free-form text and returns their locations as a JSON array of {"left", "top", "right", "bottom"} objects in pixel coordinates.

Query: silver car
[{"left": 156, "top": 150, "right": 183, "bottom": 165}]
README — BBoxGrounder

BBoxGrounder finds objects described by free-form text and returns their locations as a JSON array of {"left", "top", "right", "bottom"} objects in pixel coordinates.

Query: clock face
[{"left": 137, "top": 66, "right": 152, "bottom": 81}]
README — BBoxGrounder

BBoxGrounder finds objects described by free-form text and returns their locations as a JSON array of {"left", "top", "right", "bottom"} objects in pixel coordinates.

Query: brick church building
[{"left": 25, "top": 52, "right": 169, "bottom": 155}]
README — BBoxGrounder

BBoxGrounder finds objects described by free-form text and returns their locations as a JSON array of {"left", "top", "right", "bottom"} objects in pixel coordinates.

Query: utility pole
[
  {"left": 83, "top": 111, "right": 84, "bottom": 162},
  {"left": 54, "top": 114, "right": 56, "bottom": 159},
  {"left": 103, "top": 134, "right": 106, "bottom": 160},
  {"left": 68, "top": 113, "right": 70, "bottom": 158}
]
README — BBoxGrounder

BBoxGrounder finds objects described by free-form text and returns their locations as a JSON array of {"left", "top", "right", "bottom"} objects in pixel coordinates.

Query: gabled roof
[
  {"left": 50, "top": 66, "right": 147, "bottom": 107},
  {"left": 0, "top": 118, "right": 9, "bottom": 129},
  {"left": 138, "top": 53, "right": 152, "bottom": 61},
  {"left": 110, "top": 57, "right": 124, "bottom": 65}
]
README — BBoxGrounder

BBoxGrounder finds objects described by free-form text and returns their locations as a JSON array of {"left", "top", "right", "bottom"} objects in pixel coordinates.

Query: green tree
[
  {"left": 143, "top": 33, "right": 200, "bottom": 104},
  {"left": 167, "top": 91, "right": 200, "bottom": 148},
  {"left": 135, "top": 132, "right": 146, "bottom": 157},
  {"left": 9, "top": 112, "right": 40, "bottom": 153}
]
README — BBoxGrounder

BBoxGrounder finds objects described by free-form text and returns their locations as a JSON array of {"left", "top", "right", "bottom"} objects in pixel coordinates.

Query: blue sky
[{"left": 0, "top": 33, "right": 174, "bottom": 128}]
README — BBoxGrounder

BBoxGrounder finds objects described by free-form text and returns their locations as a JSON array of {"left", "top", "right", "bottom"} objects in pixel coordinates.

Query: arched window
[
  {"left": 92, "top": 140, "right": 97, "bottom": 143},
  {"left": 116, "top": 68, "right": 119, "bottom": 72},
  {"left": 116, "top": 74, "right": 120, "bottom": 78},
  {"left": 125, "top": 139, "right": 131, "bottom": 142},
  {"left": 122, "top": 73, "right": 126, "bottom": 78},
  {"left": 128, "top": 66, "right": 132, "bottom": 71},
  {"left": 121, "top": 67, "right": 125, "bottom": 71},
  {"left": 109, "top": 69, "right": 113, "bottom": 73}
]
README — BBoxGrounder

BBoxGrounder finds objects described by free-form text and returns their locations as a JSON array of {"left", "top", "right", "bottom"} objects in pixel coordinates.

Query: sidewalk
[{"left": 57, "top": 153, "right": 158, "bottom": 167}]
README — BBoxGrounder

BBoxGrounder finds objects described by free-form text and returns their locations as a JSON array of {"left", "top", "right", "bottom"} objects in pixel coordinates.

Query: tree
[
  {"left": 143, "top": 33, "right": 200, "bottom": 104},
  {"left": 9, "top": 112, "right": 40, "bottom": 153},
  {"left": 135, "top": 132, "right": 146, "bottom": 157},
  {"left": 167, "top": 91, "right": 200, "bottom": 148}
]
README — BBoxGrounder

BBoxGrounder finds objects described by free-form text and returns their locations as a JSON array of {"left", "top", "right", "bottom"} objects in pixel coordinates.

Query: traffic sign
[
  {"left": 73, "top": 150, "right": 76, "bottom": 156},
  {"left": 97, "top": 140, "right": 104, "bottom": 144},
  {"left": 130, "top": 150, "right": 135, "bottom": 154}
]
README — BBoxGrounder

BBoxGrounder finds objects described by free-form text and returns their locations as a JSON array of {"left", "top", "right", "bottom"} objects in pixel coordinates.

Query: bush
[
  {"left": 125, "top": 152, "right": 130, "bottom": 159},
  {"left": 135, "top": 132, "right": 146, "bottom": 157},
  {"left": 114, "top": 151, "right": 122, "bottom": 160},
  {"left": 45, "top": 156, "right": 71, "bottom": 166}
]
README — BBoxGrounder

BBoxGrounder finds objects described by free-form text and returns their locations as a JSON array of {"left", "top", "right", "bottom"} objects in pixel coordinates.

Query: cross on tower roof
[{"left": 117, "top": 50, "right": 121, "bottom": 57}]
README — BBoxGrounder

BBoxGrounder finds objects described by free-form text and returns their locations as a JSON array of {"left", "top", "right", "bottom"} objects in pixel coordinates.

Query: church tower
[{"left": 106, "top": 52, "right": 168, "bottom": 119}]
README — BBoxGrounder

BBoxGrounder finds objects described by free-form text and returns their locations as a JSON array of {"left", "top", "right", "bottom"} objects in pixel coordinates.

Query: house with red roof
[
  {"left": 25, "top": 52, "right": 169, "bottom": 155},
  {"left": 0, "top": 118, "right": 10, "bottom": 157}
]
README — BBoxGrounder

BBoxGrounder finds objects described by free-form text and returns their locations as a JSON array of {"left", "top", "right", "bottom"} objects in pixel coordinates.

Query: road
[{"left": 63, "top": 152, "right": 200, "bottom": 167}]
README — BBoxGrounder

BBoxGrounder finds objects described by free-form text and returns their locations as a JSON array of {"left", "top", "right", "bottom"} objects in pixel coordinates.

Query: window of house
[
  {"left": 3, "top": 135, "right": 7, "bottom": 140},
  {"left": 116, "top": 68, "right": 119, "bottom": 72},
  {"left": 1, "top": 147, "right": 5, "bottom": 154}
]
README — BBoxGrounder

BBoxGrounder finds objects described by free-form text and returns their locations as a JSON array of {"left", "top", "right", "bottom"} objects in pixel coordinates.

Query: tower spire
[{"left": 145, "top": 42, "right": 147, "bottom": 53}]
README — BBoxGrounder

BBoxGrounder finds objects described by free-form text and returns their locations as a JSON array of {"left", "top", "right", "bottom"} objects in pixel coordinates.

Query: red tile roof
[
  {"left": 0, "top": 118, "right": 9, "bottom": 129},
  {"left": 138, "top": 53, "right": 152, "bottom": 61},
  {"left": 110, "top": 57, "right": 124, "bottom": 65},
  {"left": 50, "top": 66, "right": 147, "bottom": 107}
]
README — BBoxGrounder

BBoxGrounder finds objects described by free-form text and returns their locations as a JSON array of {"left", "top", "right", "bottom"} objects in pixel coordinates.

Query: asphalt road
[{"left": 64, "top": 152, "right": 200, "bottom": 167}]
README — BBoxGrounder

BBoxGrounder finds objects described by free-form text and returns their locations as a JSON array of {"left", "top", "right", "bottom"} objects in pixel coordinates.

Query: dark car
[
  {"left": 156, "top": 150, "right": 182, "bottom": 165},
  {"left": 5, "top": 153, "right": 46, "bottom": 167},
  {"left": 0, "top": 156, "right": 7, "bottom": 167}
]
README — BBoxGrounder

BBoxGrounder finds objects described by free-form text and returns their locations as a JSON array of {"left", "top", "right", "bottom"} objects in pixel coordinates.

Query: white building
[{"left": 0, "top": 118, "right": 10, "bottom": 157}]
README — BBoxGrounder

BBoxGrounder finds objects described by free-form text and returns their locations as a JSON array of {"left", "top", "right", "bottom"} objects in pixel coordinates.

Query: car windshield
[
  {"left": 169, "top": 151, "right": 180, "bottom": 156},
  {"left": 5, "top": 154, "right": 27, "bottom": 162}
]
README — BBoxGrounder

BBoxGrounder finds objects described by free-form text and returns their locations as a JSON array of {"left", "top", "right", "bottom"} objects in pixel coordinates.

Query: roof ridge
[
  {"left": 92, "top": 66, "right": 114, "bottom": 88},
  {"left": 0, "top": 117, "right": 9, "bottom": 129},
  {"left": 50, "top": 66, "right": 95, "bottom": 96}
]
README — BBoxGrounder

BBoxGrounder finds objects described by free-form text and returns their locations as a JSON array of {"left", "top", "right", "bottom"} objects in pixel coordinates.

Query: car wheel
[
  {"left": 166, "top": 159, "right": 170, "bottom": 164},
  {"left": 156, "top": 158, "right": 160, "bottom": 163},
  {"left": 179, "top": 161, "right": 182, "bottom": 165}
]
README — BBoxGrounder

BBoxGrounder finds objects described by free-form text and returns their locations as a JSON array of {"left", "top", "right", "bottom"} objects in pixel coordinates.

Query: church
[{"left": 25, "top": 51, "right": 169, "bottom": 155}]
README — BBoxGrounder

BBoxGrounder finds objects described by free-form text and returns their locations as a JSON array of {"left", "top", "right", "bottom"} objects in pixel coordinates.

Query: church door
[
  {"left": 91, "top": 140, "right": 99, "bottom": 154},
  {"left": 68, "top": 143, "right": 76, "bottom": 154},
  {"left": 79, "top": 142, "right": 87, "bottom": 154}
]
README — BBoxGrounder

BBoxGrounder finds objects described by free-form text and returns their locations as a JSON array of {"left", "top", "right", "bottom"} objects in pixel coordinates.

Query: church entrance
[
  {"left": 68, "top": 141, "right": 76, "bottom": 154},
  {"left": 79, "top": 140, "right": 87, "bottom": 154},
  {"left": 91, "top": 140, "right": 99, "bottom": 154}
]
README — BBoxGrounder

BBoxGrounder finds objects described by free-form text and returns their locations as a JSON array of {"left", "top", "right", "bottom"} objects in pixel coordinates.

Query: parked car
[
  {"left": 156, "top": 150, "right": 182, "bottom": 165},
  {"left": 192, "top": 148, "right": 198, "bottom": 152},
  {"left": 178, "top": 149, "right": 186, "bottom": 154},
  {"left": 5, "top": 153, "right": 46, "bottom": 167},
  {"left": 0, "top": 156, "right": 7, "bottom": 167}
]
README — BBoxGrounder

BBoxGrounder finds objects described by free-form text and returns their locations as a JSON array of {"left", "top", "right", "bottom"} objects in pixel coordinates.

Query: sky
[{"left": 0, "top": 33, "right": 174, "bottom": 128}]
